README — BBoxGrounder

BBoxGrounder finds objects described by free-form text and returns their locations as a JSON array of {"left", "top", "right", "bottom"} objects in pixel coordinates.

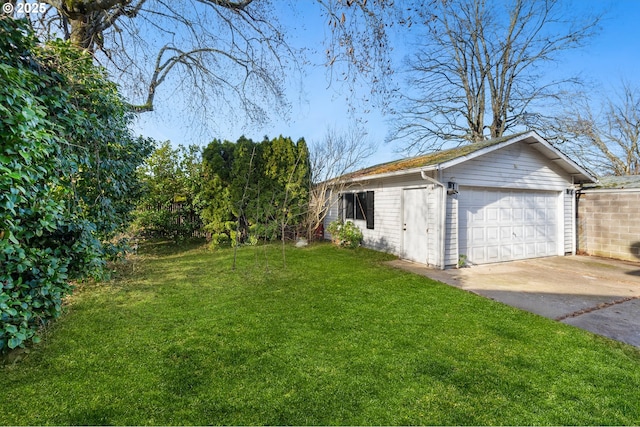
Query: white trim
[
  {"left": 557, "top": 191, "right": 564, "bottom": 256},
  {"left": 451, "top": 194, "right": 459, "bottom": 268},
  {"left": 438, "top": 170, "right": 447, "bottom": 270},
  {"left": 336, "top": 168, "right": 424, "bottom": 184},
  {"left": 423, "top": 132, "right": 534, "bottom": 171},
  {"left": 420, "top": 170, "right": 446, "bottom": 269},
  {"left": 571, "top": 189, "right": 577, "bottom": 255}
]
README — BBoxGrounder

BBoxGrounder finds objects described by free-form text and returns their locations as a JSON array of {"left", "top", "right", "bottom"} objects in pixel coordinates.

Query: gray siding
[{"left": 323, "top": 190, "right": 340, "bottom": 240}]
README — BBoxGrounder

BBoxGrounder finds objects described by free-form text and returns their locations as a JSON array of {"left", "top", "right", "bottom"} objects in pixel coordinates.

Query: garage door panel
[
  {"left": 537, "top": 242, "right": 550, "bottom": 253},
  {"left": 460, "top": 188, "right": 558, "bottom": 264},
  {"left": 501, "top": 245, "right": 513, "bottom": 259},
  {"left": 512, "top": 197, "right": 525, "bottom": 208},
  {"left": 537, "top": 225, "right": 547, "bottom": 237},
  {"left": 471, "top": 209, "right": 485, "bottom": 221},
  {"left": 469, "top": 246, "right": 485, "bottom": 261},
  {"left": 486, "top": 246, "right": 498, "bottom": 261},
  {"left": 524, "top": 225, "right": 536, "bottom": 238},
  {"left": 471, "top": 227, "right": 485, "bottom": 241},
  {"left": 524, "top": 210, "right": 535, "bottom": 221},
  {"left": 536, "top": 209, "right": 548, "bottom": 221},
  {"left": 513, "top": 208, "right": 523, "bottom": 220},
  {"left": 512, "top": 244, "right": 525, "bottom": 258},
  {"left": 484, "top": 226, "right": 497, "bottom": 241},
  {"left": 499, "top": 227, "right": 510, "bottom": 242},
  {"left": 513, "top": 225, "right": 524, "bottom": 239},
  {"left": 489, "top": 192, "right": 501, "bottom": 203}
]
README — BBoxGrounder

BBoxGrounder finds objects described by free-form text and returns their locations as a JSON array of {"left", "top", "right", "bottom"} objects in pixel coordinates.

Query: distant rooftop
[{"left": 585, "top": 175, "right": 640, "bottom": 189}]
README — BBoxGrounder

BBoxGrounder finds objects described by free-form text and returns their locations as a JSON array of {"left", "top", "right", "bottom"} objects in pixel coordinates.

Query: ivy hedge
[{"left": 0, "top": 17, "right": 152, "bottom": 353}]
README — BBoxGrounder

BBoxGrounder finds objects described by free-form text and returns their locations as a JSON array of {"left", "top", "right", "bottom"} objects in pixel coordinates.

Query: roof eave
[
  {"left": 523, "top": 133, "right": 597, "bottom": 184},
  {"left": 330, "top": 130, "right": 597, "bottom": 185},
  {"left": 335, "top": 165, "right": 429, "bottom": 183}
]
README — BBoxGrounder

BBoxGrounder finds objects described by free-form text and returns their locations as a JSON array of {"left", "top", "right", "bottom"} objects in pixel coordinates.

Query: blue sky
[{"left": 132, "top": 0, "right": 640, "bottom": 168}]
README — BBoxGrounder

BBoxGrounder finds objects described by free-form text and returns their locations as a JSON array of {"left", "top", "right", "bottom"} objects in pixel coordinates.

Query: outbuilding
[{"left": 323, "top": 131, "right": 596, "bottom": 268}]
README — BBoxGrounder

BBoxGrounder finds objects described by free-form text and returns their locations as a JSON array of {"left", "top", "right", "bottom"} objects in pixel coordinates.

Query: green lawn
[{"left": 1, "top": 241, "right": 639, "bottom": 425}]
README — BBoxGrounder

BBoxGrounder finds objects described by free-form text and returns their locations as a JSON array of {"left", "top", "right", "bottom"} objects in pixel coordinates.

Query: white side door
[{"left": 403, "top": 188, "right": 428, "bottom": 263}]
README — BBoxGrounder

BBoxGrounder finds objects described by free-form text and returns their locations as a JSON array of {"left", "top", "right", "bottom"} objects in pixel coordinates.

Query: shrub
[
  {"left": 132, "top": 142, "right": 203, "bottom": 240},
  {"left": 210, "top": 233, "right": 231, "bottom": 247},
  {"left": 0, "top": 18, "right": 150, "bottom": 353},
  {"left": 1, "top": 18, "right": 78, "bottom": 352},
  {"left": 327, "top": 220, "right": 363, "bottom": 249}
]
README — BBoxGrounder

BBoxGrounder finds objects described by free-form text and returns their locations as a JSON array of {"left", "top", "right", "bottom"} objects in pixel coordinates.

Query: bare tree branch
[
  {"left": 389, "top": 0, "right": 603, "bottom": 154},
  {"left": 29, "top": 0, "right": 401, "bottom": 130},
  {"left": 551, "top": 81, "right": 640, "bottom": 176}
]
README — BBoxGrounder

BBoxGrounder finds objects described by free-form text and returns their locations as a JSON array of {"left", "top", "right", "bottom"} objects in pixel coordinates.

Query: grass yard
[{"left": 1, "top": 241, "right": 639, "bottom": 425}]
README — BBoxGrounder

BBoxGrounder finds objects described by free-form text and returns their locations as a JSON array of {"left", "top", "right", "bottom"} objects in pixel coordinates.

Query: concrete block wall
[{"left": 577, "top": 190, "right": 640, "bottom": 262}]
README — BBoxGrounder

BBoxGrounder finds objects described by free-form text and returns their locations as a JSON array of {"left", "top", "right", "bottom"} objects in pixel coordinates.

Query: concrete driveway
[{"left": 387, "top": 256, "right": 640, "bottom": 348}]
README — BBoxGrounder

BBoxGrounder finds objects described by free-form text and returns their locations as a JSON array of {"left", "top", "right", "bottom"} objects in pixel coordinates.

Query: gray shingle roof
[{"left": 585, "top": 175, "right": 640, "bottom": 189}]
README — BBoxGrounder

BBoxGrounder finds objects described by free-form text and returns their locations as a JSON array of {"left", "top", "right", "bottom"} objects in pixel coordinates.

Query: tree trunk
[{"left": 68, "top": 17, "right": 93, "bottom": 50}]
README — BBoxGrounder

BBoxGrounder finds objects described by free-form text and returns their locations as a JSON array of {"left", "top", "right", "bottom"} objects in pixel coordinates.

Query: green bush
[
  {"left": 200, "top": 136, "right": 311, "bottom": 245},
  {"left": 132, "top": 142, "right": 203, "bottom": 240},
  {"left": 326, "top": 220, "right": 363, "bottom": 249},
  {"left": 1, "top": 18, "right": 77, "bottom": 352},
  {"left": 210, "top": 233, "right": 231, "bottom": 247},
  {"left": 0, "top": 17, "right": 150, "bottom": 353}
]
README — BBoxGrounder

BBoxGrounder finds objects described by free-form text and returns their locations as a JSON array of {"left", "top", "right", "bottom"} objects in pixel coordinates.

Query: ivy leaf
[{"left": 8, "top": 336, "right": 22, "bottom": 349}]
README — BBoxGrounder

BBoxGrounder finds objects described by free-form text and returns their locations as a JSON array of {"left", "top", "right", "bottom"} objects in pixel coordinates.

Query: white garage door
[{"left": 459, "top": 188, "right": 558, "bottom": 264}]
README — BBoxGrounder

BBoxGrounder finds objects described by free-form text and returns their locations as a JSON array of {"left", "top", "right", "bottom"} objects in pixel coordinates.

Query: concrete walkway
[{"left": 386, "top": 256, "right": 640, "bottom": 348}]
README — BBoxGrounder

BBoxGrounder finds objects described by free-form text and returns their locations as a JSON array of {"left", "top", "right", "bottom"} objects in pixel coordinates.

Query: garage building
[{"left": 323, "top": 131, "right": 596, "bottom": 268}]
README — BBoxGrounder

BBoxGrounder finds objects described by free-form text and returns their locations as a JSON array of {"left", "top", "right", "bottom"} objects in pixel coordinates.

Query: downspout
[
  {"left": 571, "top": 176, "right": 576, "bottom": 255},
  {"left": 575, "top": 181, "right": 584, "bottom": 256},
  {"left": 420, "top": 169, "right": 447, "bottom": 270}
]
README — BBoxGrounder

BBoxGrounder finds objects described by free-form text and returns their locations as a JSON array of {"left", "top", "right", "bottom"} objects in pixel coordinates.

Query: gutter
[{"left": 420, "top": 169, "right": 447, "bottom": 270}]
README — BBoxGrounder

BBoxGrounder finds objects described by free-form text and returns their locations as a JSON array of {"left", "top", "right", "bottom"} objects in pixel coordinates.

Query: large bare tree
[
  {"left": 390, "top": 0, "right": 602, "bottom": 153},
  {"left": 553, "top": 81, "right": 640, "bottom": 176},
  {"left": 18, "top": 0, "right": 400, "bottom": 126}
]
